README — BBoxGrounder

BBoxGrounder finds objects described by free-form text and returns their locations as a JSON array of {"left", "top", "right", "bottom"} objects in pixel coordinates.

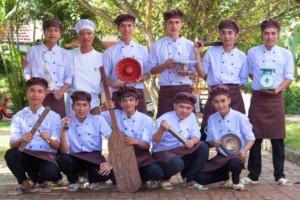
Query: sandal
[
  {"left": 160, "top": 180, "right": 173, "bottom": 190},
  {"left": 276, "top": 178, "right": 292, "bottom": 185},
  {"left": 38, "top": 183, "right": 51, "bottom": 193},
  {"left": 9, "top": 187, "right": 27, "bottom": 195}
]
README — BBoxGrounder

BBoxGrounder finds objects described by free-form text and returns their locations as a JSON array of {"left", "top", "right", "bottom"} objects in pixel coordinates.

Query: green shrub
[{"left": 283, "top": 83, "right": 300, "bottom": 115}]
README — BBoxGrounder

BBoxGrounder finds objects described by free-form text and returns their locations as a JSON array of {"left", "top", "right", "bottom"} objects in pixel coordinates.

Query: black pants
[
  {"left": 56, "top": 153, "right": 113, "bottom": 184},
  {"left": 247, "top": 139, "right": 285, "bottom": 181},
  {"left": 195, "top": 157, "right": 244, "bottom": 185},
  {"left": 139, "top": 163, "right": 164, "bottom": 182},
  {"left": 159, "top": 143, "right": 209, "bottom": 181},
  {"left": 4, "top": 149, "right": 60, "bottom": 184}
]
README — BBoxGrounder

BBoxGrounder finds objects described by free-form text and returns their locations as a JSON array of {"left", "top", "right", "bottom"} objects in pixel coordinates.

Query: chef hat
[
  {"left": 43, "top": 19, "right": 63, "bottom": 32},
  {"left": 26, "top": 77, "right": 48, "bottom": 90},
  {"left": 116, "top": 87, "right": 138, "bottom": 101},
  {"left": 114, "top": 13, "right": 136, "bottom": 27},
  {"left": 260, "top": 18, "right": 280, "bottom": 32},
  {"left": 174, "top": 92, "right": 196, "bottom": 106},
  {"left": 71, "top": 91, "right": 92, "bottom": 104},
  {"left": 209, "top": 85, "right": 230, "bottom": 101},
  {"left": 75, "top": 19, "right": 95, "bottom": 33},
  {"left": 218, "top": 19, "right": 239, "bottom": 33},
  {"left": 163, "top": 9, "right": 184, "bottom": 21}
]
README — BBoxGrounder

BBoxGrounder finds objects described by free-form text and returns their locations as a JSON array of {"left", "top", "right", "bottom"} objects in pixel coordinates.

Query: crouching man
[
  {"left": 152, "top": 92, "right": 209, "bottom": 190},
  {"left": 195, "top": 85, "right": 255, "bottom": 190},
  {"left": 57, "top": 91, "right": 113, "bottom": 191},
  {"left": 5, "top": 77, "right": 62, "bottom": 195}
]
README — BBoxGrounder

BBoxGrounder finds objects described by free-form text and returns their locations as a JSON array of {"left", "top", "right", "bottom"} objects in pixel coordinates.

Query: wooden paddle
[{"left": 100, "top": 66, "right": 141, "bottom": 192}]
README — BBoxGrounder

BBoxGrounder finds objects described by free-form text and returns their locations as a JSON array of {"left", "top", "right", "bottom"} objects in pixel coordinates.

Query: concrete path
[{"left": 1, "top": 149, "right": 300, "bottom": 200}]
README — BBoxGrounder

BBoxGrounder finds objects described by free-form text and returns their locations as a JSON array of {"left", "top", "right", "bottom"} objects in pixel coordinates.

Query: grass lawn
[
  {"left": 0, "top": 120, "right": 10, "bottom": 162},
  {"left": 285, "top": 121, "right": 300, "bottom": 152}
]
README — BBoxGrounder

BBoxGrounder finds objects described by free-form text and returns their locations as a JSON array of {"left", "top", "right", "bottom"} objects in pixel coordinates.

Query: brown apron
[
  {"left": 134, "top": 147, "right": 156, "bottom": 168},
  {"left": 43, "top": 93, "right": 66, "bottom": 118},
  {"left": 249, "top": 91, "right": 285, "bottom": 139},
  {"left": 153, "top": 142, "right": 203, "bottom": 163},
  {"left": 201, "top": 84, "right": 245, "bottom": 128},
  {"left": 70, "top": 151, "right": 106, "bottom": 165},
  {"left": 23, "top": 149, "right": 58, "bottom": 166},
  {"left": 199, "top": 154, "right": 243, "bottom": 172},
  {"left": 112, "top": 89, "right": 147, "bottom": 114},
  {"left": 157, "top": 85, "right": 192, "bottom": 118}
]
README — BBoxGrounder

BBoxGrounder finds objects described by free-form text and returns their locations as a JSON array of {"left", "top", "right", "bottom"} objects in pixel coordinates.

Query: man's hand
[
  {"left": 160, "top": 120, "right": 170, "bottom": 132},
  {"left": 184, "top": 139, "right": 194, "bottom": 149},
  {"left": 126, "top": 136, "right": 139, "bottom": 146},
  {"left": 98, "top": 162, "right": 112, "bottom": 176},
  {"left": 21, "top": 132, "right": 33, "bottom": 143},
  {"left": 163, "top": 58, "right": 176, "bottom": 69},
  {"left": 262, "top": 88, "right": 278, "bottom": 95},
  {"left": 53, "top": 89, "right": 63, "bottom": 99},
  {"left": 21, "top": 59, "right": 28, "bottom": 68}
]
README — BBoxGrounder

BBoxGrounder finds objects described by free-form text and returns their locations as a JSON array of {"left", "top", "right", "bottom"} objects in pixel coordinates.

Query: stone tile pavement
[{"left": 1, "top": 149, "right": 300, "bottom": 200}]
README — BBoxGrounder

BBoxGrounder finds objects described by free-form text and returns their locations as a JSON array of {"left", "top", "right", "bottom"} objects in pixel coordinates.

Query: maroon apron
[
  {"left": 153, "top": 142, "right": 204, "bottom": 163},
  {"left": 112, "top": 89, "right": 147, "bottom": 114},
  {"left": 43, "top": 93, "right": 66, "bottom": 118},
  {"left": 70, "top": 151, "right": 106, "bottom": 165},
  {"left": 134, "top": 147, "right": 156, "bottom": 168},
  {"left": 249, "top": 91, "right": 285, "bottom": 139},
  {"left": 201, "top": 84, "right": 245, "bottom": 128},
  {"left": 24, "top": 149, "right": 58, "bottom": 166},
  {"left": 157, "top": 85, "right": 192, "bottom": 118},
  {"left": 199, "top": 153, "right": 244, "bottom": 172}
]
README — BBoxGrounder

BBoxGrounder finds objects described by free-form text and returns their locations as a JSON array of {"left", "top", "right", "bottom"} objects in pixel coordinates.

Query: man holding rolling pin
[
  {"left": 152, "top": 92, "right": 209, "bottom": 190},
  {"left": 194, "top": 19, "right": 248, "bottom": 140},
  {"left": 4, "top": 77, "right": 62, "bottom": 195}
]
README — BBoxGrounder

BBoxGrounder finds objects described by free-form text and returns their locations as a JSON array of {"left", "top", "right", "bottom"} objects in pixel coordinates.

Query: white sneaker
[
  {"left": 240, "top": 177, "right": 259, "bottom": 185},
  {"left": 276, "top": 178, "right": 292, "bottom": 185},
  {"left": 232, "top": 182, "right": 245, "bottom": 190}
]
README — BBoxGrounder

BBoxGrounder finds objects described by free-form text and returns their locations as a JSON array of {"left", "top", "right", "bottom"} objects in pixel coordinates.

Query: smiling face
[
  {"left": 173, "top": 102, "right": 194, "bottom": 120},
  {"left": 219, "top": 28, "right": 237, "bottom": 48},
  {"left": 262, "top": 27, "right": 279, "bottom": 50},
  {"left": 27, "top": 85, "right": 47, "bottom": 107},
  {"left": 120, "top": 96, "right": 138, "bottom": 117},
  {"left": 211, "top": 95, "right": 231, "bottom": 117},
  {"left": 165, "top": 18, "right": 183, "bottom": 38},
  {"left": 118, "top": 21, "right": 134, "bottom": 42},
  {"left": 72, "top": 100, "right": 90, "bottom": 121},
  {"left": 78, "top": 29, "right": 95, "bottom": 48}
]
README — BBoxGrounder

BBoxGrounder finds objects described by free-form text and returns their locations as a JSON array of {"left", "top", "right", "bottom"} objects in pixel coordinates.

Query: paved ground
[{"left": 1, "top": 148, "right": 300, "bottom": 200}]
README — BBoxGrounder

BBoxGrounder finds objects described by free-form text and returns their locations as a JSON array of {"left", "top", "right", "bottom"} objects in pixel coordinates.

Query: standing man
[
  {"left": 241, "top": 19, "right": 294, "bottom": 185},
  {"left": 150, "top": 9, "right": 197, "bottom": 118},
  {"left": 100, "top": 87, "right": 164, "bottom": 189},
  {"left": 5, "top": 77, "right": 62, "bottom": 195},
  {"left": 57, "top": 91, "right": 113, "bottom": 192},
  {"left": 24, "top": 19, "right": 74, "bottom": 118},
  {"left": 195, "top": 85, "right": 255, "bottom": 191},
  {"left": 194, "top": 19, "right": 248, "bottom": 140},
  {"left": 66, "top": 19, "right": 104, "bottom": 116},
  {"left": 152, "top": 92, "right": 209, "bottom": 190},
  {"left": 103, "top": 13, "right": 150, "bottom": 114}
]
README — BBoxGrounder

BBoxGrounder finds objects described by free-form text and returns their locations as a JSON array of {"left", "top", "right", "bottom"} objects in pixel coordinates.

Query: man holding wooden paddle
[
  {"left": 57, "top": 91, "right": 113, "bottom": 192},
  {"left": 100, "top": 87, "right": 164, "bottom": 189},
  {"left": 4, "top": 77, "right": 62, "bottom": 195},
  {"left": 152, "top": 92, "right": 209, "bottom": 190},
  {"left": 194, "top": 19, "right": 248, "bottom": 141}
]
